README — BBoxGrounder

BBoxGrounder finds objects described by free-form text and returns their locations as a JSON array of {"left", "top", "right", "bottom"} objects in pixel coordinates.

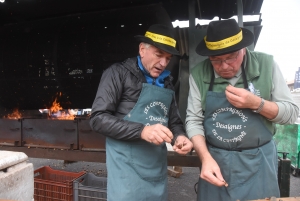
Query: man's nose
[
  {"left": 220, "top": 62, "right": 230, "bottom": 69},
  {"left": 160, "top": 58, "right": 169, "bottom": 67}
]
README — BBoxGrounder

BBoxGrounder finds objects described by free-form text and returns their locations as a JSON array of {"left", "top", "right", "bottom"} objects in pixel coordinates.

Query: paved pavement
[{"left": 28, "top": 158, "right": 300, "bottom": 201}]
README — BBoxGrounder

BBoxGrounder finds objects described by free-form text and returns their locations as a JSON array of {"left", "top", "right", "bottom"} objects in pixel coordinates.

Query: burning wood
[
  {"left": 49, "top": 98, "right": 76, "bottom": 120},
  {"left": 49, "top": 109, "right": 77, "bottom": 120},
  {"left": 50, "top": 98, "right": 63, "bottom": 114},
  {"left": 5, "top": 108, "right": 22, "bottom": 119},
  {"left": 3, "top": 94, "right": 89, "bottom": 120}
]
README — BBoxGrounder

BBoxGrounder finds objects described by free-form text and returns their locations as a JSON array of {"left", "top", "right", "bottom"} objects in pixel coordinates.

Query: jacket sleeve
[
  {"left": 185, "top": 75, "right": 205, "bottom": 139},
  {"left": 269, "top": 60, "right": 299, "bottom": 124},
  {"left": 89, "top": 64, "right": 144, "bottom": 140}
]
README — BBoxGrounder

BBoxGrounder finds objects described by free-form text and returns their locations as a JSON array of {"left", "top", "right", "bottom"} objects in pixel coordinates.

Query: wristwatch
[{"left": 252, "top": 98, "right": 265, "bottom": 113}]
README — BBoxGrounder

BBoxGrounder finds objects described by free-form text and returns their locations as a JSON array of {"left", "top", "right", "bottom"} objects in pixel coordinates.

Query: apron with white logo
[
  {"left": 197, "top": 67, "right": 279, "bottom": 201},
  {"left": 106, "top": 83, "right": 174, "bottom": 201}
]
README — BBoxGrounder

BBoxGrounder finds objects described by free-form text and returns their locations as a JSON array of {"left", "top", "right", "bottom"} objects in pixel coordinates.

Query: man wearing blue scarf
[{"left": 90, "top": 24, "right": 193, "bottom": 201}]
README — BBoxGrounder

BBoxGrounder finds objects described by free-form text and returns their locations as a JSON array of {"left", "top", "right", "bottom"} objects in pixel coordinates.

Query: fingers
[
  {"left": 226, "top": 84, "right": 237, "bottom": 91},
  {"left": 141, "top": 124, "right": 173, "bottom": 144},
  {"left": 201, "top": 170, "right": 228, "bottom": 187},
  {"left": 160, "top": 126, "right": 173, "bottom": 143},
  {"left": 151, "top": 134, "right": 165, "bottom": 145},
  {"left": 225, "top": 85, "right": 236, "bottom": 95},
  {"left": 200, "top": 158, "right": 228, "bottom": 187},
  {"left": 173, "top": 136, "right": 193, "bottom": 154},
  {"left": 174, "top": 144, "right": 192, "bottom": 154},
  {"left": 225, "top": 86, "right": 240, "bottom": 105},
  {"left": 213, "top": 172, "right": 228, "bottom": 187},
  {"left": 225, "top": 90, "right": 240, "bottom": 106},
  {"left": 225, "top": 85, "right": 255, "bottom": 108},
  {"left": 225, "top": 85, "right": 241, "bottom": 100}
]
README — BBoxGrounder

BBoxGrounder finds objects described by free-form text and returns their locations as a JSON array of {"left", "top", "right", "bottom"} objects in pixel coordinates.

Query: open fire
[
  {"left": 48, "top": 98, "right": 77, "bottom": 120},
  {"left": 5, "top": 108, "right": 22, "bottom": 119},
  {"left": 4, "top": 95, "right": 91, "bottom": 120}
]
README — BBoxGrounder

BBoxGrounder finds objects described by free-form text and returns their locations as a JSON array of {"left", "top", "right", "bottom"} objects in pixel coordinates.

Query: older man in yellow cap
[
  {"left": 186, "top": 19, "right": 299, "bottom": 201},
  {"left": 90, "top": 24, "right": 193, "bottom": 201}
]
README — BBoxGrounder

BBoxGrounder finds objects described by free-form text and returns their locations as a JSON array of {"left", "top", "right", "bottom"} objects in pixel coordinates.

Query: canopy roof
[{"left": 0, "top": 0, "right": 263, "bottom": 25}]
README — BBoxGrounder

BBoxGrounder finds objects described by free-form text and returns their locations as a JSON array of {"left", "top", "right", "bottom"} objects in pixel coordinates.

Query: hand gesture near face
[{"left": 225, "top": 85, "right": 260, "bottom": 109}]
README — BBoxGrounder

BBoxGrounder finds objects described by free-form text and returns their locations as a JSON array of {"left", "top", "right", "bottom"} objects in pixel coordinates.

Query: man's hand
[
  {"left": 141, "top": 124, "right": 173, "bottom": 145},
  {"left": 172, "top": 135, "right": 193, "bottom": 155},
  {"left": 191, "top": 135, "right": 227, "bottom": 187},
  {"left": 225, "top": 85, "right": 260, "bottom": 109},
  {"left": 200, "top": 156, "right": 228, "bottom": 187}
]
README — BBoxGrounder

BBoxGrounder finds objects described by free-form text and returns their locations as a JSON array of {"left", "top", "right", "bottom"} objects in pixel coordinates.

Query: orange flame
[
  {"left": 49, "top": 97, "right": 76, "bottom": 120},
  {"left": 6, "top": 108, "right": 22, "bottom": 119},
  {"left": 50, "top": 98, "right": 63, "bottom": 113}
]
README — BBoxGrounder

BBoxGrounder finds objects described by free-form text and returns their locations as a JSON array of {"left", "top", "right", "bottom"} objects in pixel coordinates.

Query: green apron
[
  {"left": 106, "top": 83, "right": 174, "bottom": 201},
  {"left": 197, "top": 67, "right": 280, "bottom": 201}
]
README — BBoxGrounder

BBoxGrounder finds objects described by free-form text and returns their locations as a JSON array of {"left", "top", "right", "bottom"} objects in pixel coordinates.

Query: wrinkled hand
[
  {"left": 141, "top": 124, "right": 173, "bottom": 145},
  {"left": 172, "top": 135, "right": 193, "bottom": 155},
  {"left": 200, "top": 156, "right": 228, "bottom": 187},
  {"left": 225, "top": 85, "right": 259, "bottom": 109}
]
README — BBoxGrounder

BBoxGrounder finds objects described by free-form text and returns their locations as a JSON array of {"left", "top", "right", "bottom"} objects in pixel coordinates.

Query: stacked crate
[{"left": 73, "top": 173, "right": 107, "bottom": 201}]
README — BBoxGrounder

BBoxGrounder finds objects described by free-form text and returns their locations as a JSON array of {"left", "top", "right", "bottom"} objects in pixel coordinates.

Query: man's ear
[{"left": 139, "top": 43, "right": 145, "bottom": 58}]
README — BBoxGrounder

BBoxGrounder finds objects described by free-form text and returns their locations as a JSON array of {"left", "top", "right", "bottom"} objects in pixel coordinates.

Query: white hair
[{"left": 141, "top": 42, "right": 151, "bottom": 48}]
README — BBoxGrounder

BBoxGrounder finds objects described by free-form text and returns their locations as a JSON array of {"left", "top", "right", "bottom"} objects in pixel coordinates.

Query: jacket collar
[{"left": 122, "top": 57, "right": 173, "bottom": 86}]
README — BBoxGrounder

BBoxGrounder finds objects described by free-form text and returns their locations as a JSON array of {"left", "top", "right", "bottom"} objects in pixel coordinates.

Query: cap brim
[
  {"left": 135, "top": 35, "right": 181, "bottom": 56},
  {"left": 195, "top": 28, "right": 254, "bottom": 56}
]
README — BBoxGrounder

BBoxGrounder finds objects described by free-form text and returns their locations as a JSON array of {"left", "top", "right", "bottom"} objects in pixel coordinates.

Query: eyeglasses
[{"left": 209, "top": 50, "right": 240, "bottom": 65}]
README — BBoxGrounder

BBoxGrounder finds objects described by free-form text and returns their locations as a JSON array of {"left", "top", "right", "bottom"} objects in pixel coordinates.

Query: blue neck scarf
[{"left": 137, "top": 56, "right": 170, "bottom": 88}]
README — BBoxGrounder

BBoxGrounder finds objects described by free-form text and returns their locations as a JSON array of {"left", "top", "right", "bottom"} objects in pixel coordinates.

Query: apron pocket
[
  {"left": 130, "top": 143, "right": 167, "bottom": 182},
  {"left": 209, "top": 145, "right": 262, "bottom": 188},
  {"left": 230, "top": 148, "right": 262, "bottom": 188}
]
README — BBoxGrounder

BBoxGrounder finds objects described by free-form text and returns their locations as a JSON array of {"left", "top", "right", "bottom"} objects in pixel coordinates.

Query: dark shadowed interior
[{"left": 0, "top": 0, "right": 263, "bottom": 111}]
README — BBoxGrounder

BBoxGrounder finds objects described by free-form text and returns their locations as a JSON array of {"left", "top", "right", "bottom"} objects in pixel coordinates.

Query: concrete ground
[{"left": 28, "top": 158, "right": 300, "bottom": 201}]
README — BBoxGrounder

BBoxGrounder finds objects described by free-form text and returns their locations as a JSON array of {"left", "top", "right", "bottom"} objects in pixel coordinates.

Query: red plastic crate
[{"left": 34, "top": 166, "right": 86, "bottom": 201}]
